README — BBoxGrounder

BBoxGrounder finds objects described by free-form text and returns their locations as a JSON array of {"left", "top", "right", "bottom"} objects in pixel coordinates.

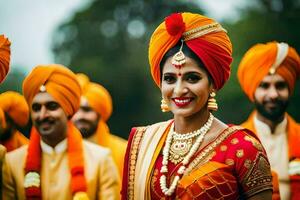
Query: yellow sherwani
[{"left": 2, "top": 140, "right": 120, "bottom": 200}]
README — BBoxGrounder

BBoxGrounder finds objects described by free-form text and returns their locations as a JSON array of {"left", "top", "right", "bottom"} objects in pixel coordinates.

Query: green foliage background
[{"left": 1, "top": 0, "right": 299, "bottom": 139}]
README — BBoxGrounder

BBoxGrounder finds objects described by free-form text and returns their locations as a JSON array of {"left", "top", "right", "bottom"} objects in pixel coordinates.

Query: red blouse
[{"left": 149, "top": 127, "right": 273, "bottom": 199}]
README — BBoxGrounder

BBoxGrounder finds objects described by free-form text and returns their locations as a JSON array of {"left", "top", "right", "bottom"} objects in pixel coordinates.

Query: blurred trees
[
  {"left": 0, "top": 68, "right": 25, "bottom": 93},
  {"left": 52, "top": 0, "right": 204, "bottom": 138},
  {"left": 50, "top": 0, "right": 300, "bottom": 138}
]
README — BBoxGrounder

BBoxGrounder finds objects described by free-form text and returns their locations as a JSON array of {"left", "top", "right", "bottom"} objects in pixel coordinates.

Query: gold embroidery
[
  {"left": 243, "top": 152, "right": 272, "bottom": 198},
  {"left": 225, "top": 159, "right": 234, "bottom": 166},
  {"left": 182, "top": 22, "right": 227, "bottom": 41},
  {"left": 127, "top": 127, "right": 147, "bottom": 200},
  {"left": 231, "top": 138, "right": 239, "bottom": 145},
  {"left": 220, "top": 145, "right": 227, "bottom": 152},
  {"left": 244, "top": 159, "right": 252, "bottom": 168},
  {"left": 244, "top": 135, "right": 263, "bottom": 151},
  {"left": 185, "top": 126, "right": 243, "bottom": 174},
  {"left": 236, "top": 149, "right": 244, "bottom": 158}
]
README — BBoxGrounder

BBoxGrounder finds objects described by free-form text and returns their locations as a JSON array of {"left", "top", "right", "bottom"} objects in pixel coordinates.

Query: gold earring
[
  {"left": 161, "top": 98, "right": 170, "bottom": 112},
  {"left": 208, "top": 92, "right": 218, "bottom": 111}
]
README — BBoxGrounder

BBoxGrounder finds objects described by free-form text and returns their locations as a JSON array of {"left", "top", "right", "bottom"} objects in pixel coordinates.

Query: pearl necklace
[{"left": 159, "top": 113, "right": 214, "bottom": 196}]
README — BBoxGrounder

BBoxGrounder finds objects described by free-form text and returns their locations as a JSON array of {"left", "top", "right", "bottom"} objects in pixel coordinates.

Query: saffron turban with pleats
[
  {"left": 23, "top": 64, "right": 81, "bottom": 117},
  {"left": 0, "top": 35, "right": 11, "bottom": 83},
  {"left": 237, "top": 41, "right": 300, "bottom": 101},
  {"left": 149, "top": 12, "right": 233, "bottom": 90},
  {"left": 82, "top": 82, "right": 112, "bottom": 122},
  {"left": 0, "top": 91, "right": 29, "bottom": 127}
]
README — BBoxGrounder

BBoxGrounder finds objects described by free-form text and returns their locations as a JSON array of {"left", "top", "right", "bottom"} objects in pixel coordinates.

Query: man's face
[
  {"left": 31, "top": 92, "right": 68, "bottom": 138},
  {"left": 254, "top": 74, "right": 289, "bottom": 121},
  {"left": 72, "top": 98, "right": 99, "bottom": 138}
]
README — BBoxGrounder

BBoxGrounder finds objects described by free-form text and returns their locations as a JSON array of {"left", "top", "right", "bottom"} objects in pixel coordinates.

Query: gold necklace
[
  {"left": 169, "top": 138, "right": 193, "bottom": 164},
  {"left": 168, "top": 113, "right": 214, "bottom": 165}
]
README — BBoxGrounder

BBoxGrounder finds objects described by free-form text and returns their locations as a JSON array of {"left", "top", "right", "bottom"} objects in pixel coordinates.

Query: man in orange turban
[
  {"left": 0, "top": 35, "right": 11, "bottom": 83},
  {"left": 2, "top": 64, "right": 120, "bottom": 199},
  {"left": 72, "top": 74, "right": 127, "bottom": 179},
  {"left": 238, "top": 41, "right": 300, "bottom": 200},
  {"left": 0, "top": 91, "right": 29, "bottom": 152}
]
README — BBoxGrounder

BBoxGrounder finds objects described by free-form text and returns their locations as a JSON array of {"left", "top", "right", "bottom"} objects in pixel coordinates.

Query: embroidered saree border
[
  {"left": 126, "top": 127, "right": 147, "bottom": 200},
  {"left": 185, "top": 126, "right": 243, "bottom": 174}
]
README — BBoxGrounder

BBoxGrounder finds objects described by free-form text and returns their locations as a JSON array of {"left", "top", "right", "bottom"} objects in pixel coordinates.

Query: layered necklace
[{"left": 160, "top": 113, "right": 214, "bottom": 196}]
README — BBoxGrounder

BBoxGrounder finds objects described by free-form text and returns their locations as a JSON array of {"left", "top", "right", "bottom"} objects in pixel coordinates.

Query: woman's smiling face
[{"left": 161, "top": 56, "right": 212, "bottom": 118}]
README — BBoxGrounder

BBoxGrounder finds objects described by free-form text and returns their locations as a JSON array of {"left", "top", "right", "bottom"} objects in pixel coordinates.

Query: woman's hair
[{"left": 160, "top": 41, "right": 213, "bottom": 85}]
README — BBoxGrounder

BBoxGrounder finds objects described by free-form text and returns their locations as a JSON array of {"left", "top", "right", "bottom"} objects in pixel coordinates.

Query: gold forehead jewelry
[
  {"left": 39, "top": 85, "right": 46, "bottom": 92},
  {"left": 171, "top": 40, "right": 186, "bottom": 68}
]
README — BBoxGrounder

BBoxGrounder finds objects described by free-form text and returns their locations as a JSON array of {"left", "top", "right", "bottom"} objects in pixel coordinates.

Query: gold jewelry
[
  {"left": 208, "top": 92, "right": 218, "bottom": 111},
  {"left": 171, "top": 40, "right": 186, "bottom": 67},
  {"left": 182, "top": 22, "right": 227, "bottom": 41},
  {"left": 169, "top": 138, "right": 192, "bottom": 164},
  {"left": 39, "top": 85, "right": 46, "bottom": 92},
  {"left": 161, "top": 98, "right": 170, "bottom": 112}
]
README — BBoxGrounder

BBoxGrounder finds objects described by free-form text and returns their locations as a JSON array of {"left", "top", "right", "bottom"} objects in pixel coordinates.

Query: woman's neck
[{"left": 173, "top": 109, "right": 211, "bottom": 134}]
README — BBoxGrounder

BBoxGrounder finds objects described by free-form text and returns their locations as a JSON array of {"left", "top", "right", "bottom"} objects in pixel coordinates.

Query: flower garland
[
  {"left": 160, "top": 113, "right": 214, "bottom": 196},
  {"left": 24, "top": 121, "right": 89, "bottom": 200}
]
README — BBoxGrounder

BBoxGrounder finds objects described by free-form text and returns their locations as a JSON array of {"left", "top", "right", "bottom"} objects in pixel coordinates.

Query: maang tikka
[{"left": 171, "top": 40, "right": 186, "bottom": 68}]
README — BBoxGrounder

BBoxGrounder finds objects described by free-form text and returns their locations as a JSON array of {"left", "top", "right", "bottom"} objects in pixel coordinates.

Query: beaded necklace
[{"left": 160, "top": 113, "right": 214, "bottom": 196}]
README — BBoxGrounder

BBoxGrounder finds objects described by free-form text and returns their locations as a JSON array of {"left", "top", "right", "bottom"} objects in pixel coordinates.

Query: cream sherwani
[
  {"left": 254, "top": 116, "right": 290, "bottom": 200},
  {"left": 2, "top": 139, "right": 120, "bottom": 200}
]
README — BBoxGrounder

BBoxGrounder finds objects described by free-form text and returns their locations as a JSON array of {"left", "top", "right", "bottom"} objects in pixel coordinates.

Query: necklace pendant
[{"left": 169, "top": 138, "right": 192, "bottom": 164}]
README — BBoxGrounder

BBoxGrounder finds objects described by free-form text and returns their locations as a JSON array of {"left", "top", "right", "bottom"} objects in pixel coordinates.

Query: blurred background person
[
  {"left": 238, "top": 41, "right": 300, "bottom": 200},
  {"left": 0, "top": 33, "right": 11, "bottom": 199},
  {"left": 0, "top": 91, "right": 29, "bottom": 152},
  {"left": 72, "top": 73, "right": 127, "bottom": 178},
  {"left": 121, "top": 12, "right": 273, "bottom": 200},
  {"left": 3, "top": 64, "right": 120, "bottom": 200}
]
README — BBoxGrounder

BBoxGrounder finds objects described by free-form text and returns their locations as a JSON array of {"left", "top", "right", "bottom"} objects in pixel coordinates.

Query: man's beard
[
  {"left": 254, "top": 99, "right": 289, "bottom": 121},
  {"left": 75, "top": 119, "right": 98, "bottom": 138}
]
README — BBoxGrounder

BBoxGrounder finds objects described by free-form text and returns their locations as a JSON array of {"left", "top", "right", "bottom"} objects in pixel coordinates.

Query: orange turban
[
  {"left": 149, "top": 12, "right": 232, "bottom": 90},
  {"left": 23, "top": 64, "right": 81, "bottom": 117},
  {"left": 0, "top": 35, "right": 11, "bottom": 83},
  {"left": 0, "top": 91, "right": 29, "bottom": 127},
  {"left": 237, "top": 41, "right": 300, "bottom": 101},
  {"left": 82, "top": 82, "right": 112, "bottom": 122},
  {"left": 76, "top": 73, "right": 90, "bottom": 92}
]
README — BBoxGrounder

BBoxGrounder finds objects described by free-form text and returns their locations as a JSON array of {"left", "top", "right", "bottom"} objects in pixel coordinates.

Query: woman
[{"left": 121, "top": 12, "right": 273, "bottom": 200}]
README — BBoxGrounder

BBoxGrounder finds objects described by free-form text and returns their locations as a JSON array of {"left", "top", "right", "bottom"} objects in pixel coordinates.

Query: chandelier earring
[
  {"left": 208, "top": 91, "right": 218, "bottom": 111},
  {"left": 161, "top": 98, "right": 170, "bottom": 112}
]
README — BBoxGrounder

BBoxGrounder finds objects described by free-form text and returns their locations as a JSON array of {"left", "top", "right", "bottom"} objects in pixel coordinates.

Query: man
[
  {"left": 2, "top": 64, "right": 120, "bottom": 200},
  {"left": 0, "top": 91, "right": 29, "bottom": 152},
  {"left": 72, "top": 74, "right": 127, "bottom": 178},
  {"left": 238, "top": 41, "right": 300, "bottom": 200}
]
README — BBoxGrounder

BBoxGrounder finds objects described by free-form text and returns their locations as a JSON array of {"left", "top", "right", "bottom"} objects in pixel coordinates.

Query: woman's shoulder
[{"left": 218, "top": 125, "right": 267, "bottom": 163}]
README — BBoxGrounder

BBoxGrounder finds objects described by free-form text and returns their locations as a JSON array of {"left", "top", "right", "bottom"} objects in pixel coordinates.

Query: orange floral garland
[{"left": 24, "top": 122, "right": 88, "bottom": 199}]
